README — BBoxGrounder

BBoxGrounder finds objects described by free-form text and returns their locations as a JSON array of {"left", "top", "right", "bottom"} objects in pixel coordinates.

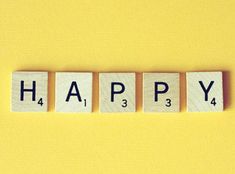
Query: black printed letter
[
  {"left": 66, "top": 81, "right": 82, "bottom": 102},
  {"left": 111, "top": 82, "right": 125, "bottom": 102},
  {"left": 199, "top": 81, "right": 214, "bottom": 101},
  {"left": 154, "top": 82, "right": 169, "bottom": 102},
  {"left": 20, "top": 81, "right": 36, "bottom": 101}
]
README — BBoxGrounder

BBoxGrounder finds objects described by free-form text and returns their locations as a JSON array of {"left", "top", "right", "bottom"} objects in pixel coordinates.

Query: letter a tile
[
  {"left": 99, "top": 73, "right": 136, "bottom": 113},
  {"left": 55, "top": 72, "right": 93, "bottom": 113},
  {"left": 143, "top": 73, "right": 180, "bottom": 112},
  {"left": 11, "top": 71, "right": 48, "bottom": 112},
  {"left": 186, "top": 72, "right": 223, "bottom": 112}
]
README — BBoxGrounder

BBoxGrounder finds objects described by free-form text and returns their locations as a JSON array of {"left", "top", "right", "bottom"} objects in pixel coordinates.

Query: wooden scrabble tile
[
  {"left": 99, "top": 73, "right": 136, "bottom": 113},
  {"left": 143, "top": 73, "right": 180, "bottom": 112},
  {"left": 55, "top": 72, "right": 92, "bottom": 113},
  {"left": 11, "top": 71, "right": 48, "bottom": 112},
  {"left": 186, "top": 72, "right": 223, "bottom": 112}
]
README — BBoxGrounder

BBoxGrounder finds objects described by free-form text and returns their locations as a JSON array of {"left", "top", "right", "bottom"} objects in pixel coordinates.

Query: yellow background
[{"left": 1, "top": 0, "right": 235, "bottom": 173}]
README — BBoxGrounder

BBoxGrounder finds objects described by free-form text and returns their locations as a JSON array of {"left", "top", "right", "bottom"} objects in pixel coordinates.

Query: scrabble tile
[
  {"left": 99, "top": 73, "right": 136, "bottom": 113},
  {"left": 55, "top": 72, "right": 92, "bottom": 113},
  {"left": 186, "top": 72, "right": 223, "bottom": 112},
  {"left": 11, "top": 71, "right": 48, "bottom": 112},
  {"left": 143, "top": 73, "right": 180, "bottom": 112}
]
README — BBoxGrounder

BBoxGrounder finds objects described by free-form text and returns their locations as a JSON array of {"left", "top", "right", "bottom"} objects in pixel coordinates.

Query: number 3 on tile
[
  {"left": 122, "top": 99, "right": 127, "bottom": 107},
  {"left": 165, "top": 98, "right": 171, "bottom": 107}
]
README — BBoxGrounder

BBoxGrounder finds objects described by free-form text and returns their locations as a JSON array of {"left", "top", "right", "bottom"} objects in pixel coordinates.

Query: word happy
[{"left": 11, "top": 71, "right": 224, "bottom": 113}]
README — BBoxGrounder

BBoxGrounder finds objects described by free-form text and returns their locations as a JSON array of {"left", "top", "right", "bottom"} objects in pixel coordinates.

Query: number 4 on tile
[
  {"left": 11, "top": 71, "right": 48, "bottom": 112},
  {"left": 186, "top": 72, "right": 224, "bottom": 112}
]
